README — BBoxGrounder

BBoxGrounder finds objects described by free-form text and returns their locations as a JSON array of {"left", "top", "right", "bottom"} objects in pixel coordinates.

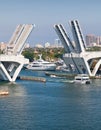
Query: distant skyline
[{"left": 0, "top": 0, "right": 101, "bottom": 46}]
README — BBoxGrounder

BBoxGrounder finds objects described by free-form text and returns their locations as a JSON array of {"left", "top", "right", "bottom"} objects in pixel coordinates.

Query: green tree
[{"left": 22, "top": 50, "right": 34, "bottom": 62}]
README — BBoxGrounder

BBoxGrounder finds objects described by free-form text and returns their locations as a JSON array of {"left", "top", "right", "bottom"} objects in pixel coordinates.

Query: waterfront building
[
  {"left": 0, "top": 42, "right": 7, "bottom": 51},
  {"left": 85, "top": 34, "right": 101, "bottom": 46},
  {"left": 35, "top": 43, "right": 44, "bottom": 48},
  {"left": 45, "top": 42, "right": 50, "bottom": 48},
  {"left": 85, "top": 34, "right": 96, "bottom": 46},
  {"left": 96, "top": 36, "right": 101, "bottom": 45}
]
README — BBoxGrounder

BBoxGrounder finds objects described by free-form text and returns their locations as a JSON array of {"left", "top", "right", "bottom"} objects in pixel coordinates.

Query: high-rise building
[
  {"left": 54, "top": 38, "right": 62, "bottom": 48},
  {"left": 96, "top": 36, "right": 101, "bottom": 45},
  {"left": 85, "top": 34, "right": 97, "bottom": 46}
]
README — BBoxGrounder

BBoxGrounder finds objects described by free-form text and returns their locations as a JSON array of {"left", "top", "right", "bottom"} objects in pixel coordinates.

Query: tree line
[{"left": 22, "top": 47, "right": 65, "bottom": 62}]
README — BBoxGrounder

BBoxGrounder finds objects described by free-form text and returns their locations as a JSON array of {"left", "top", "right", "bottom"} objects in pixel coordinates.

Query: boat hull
[
  {"left": 27, "top": 65, "right": 56, "bottom": 71},
  {"left": 74, "top": 74, "right": 91, "bottom": 84}
]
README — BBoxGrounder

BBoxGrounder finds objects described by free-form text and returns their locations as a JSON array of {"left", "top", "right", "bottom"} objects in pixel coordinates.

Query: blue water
[{"left": 0, "top": 69, "right": 101, "bottom": 130}]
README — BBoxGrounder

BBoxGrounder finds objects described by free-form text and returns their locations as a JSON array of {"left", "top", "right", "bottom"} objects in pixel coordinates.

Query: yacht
[
  {"left": 74, "top": 74, "right": 91, "bottom": 84},
  {"left": 26, "top": 54, "right": 56, "bottom": 71}
]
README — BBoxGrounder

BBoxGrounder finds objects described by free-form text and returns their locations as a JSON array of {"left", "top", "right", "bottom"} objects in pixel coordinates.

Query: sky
[{"left": 0, "top": 0, "right": 101, "bottom": 46}]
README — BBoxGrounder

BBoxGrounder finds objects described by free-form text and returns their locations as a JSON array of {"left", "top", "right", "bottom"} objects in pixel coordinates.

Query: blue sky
[{"left": 0, "top": 0, "right": 101, "bottom": 46}]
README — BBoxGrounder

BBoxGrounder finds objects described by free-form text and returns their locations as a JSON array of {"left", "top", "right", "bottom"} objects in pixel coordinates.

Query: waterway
[{"left": 0, "top": 69, "right": 101, "bottom": 130}]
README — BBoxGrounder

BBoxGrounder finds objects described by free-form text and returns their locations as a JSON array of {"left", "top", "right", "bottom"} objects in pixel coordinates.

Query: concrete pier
[{"left": 19, "top": 76, "right": 46, "bottom": 82}]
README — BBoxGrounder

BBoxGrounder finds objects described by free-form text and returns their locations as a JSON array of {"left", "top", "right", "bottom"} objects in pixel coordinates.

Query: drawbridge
[
  {"left": 0, "top": 24, "right": 34, "bottom": 82},
  {"left": 54, "top": 20, "right": 101, "bottom": 76}
]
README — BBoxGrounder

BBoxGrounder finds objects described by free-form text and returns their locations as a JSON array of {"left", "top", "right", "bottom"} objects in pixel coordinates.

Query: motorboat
[
  {"left": 59, "top": 63, "right": 70, "bottom": 72},
  {"left": 0, "top": 91, "right": 9, "bottom": 96},
  {"left": 56, "top": 59, "right": 70, "bottom": 72},
  {"left": 74, "top": 74, "right": 91, "bottom": 84},
  {"left": 26, "top": 54, "right": 56, "bottom": 71}
]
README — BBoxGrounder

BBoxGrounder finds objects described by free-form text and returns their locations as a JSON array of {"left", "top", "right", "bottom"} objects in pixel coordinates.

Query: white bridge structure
[
  {"left": 0, "top": 24, "right": 34, "bottom": 82},
  {"left": 54, "top": 20, "right": 101, "bottom": 76}
]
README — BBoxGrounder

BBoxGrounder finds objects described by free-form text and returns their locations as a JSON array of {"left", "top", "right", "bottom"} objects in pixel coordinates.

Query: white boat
[
  {"left": 59, "top": 63, "right": 70, "bottom": 72},
  {"left": 26, "top": 54, "right": 56, "bottom": 71},
  {"left": 74, "top": 74, "right": 91, "bottom": 84}
]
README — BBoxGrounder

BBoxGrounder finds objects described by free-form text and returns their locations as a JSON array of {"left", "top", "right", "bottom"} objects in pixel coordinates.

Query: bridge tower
[
  {"left": 0, "top": 24, "right": 34, "bottom": 82},
  {"left": 54, "top": 20, "right": 101, "bottom": 76}
]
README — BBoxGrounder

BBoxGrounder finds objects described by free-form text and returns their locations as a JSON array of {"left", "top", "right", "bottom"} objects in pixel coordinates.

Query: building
[
  {"left": 54, "top": 39, "right": 63, "bottom": 48},
  {"left": 0, "top": 42, "right": 7, "bottom": 51},
  {"left": 35, "top": 44, "right": 44, "bottom": 48},
  {"left": 45, "top": 42, "right": 50, "bottom": 48},
  {"left": 96, "top": 36, "right": 101, "bottom": 45},
  {"left": 85, "top": 34, "right": 97, "bottom": 46},
  {"left": 85, "top": 34, "right": 101, "bottom": 46}
]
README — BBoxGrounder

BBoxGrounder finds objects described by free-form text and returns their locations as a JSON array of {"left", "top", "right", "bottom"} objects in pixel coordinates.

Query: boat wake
[{"left": 47, "top": 77, "right": 74, "bottom": 83}]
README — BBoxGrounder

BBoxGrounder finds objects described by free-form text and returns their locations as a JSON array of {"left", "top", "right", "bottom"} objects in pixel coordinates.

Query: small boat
[
  {"left": 74, "top": 74, "right": 91, "bottom": 84},
  {"left": 0, "top": 91, "right": 9, "bottom": 96},
  {"left": 59, "top": 63, "right": 70, "bottom": 72},
  {"left": 50, "top": 74, "right": 57, "bottom": 78},
  {"left": 26, "top": 54, "right": 56, "bottom": 71}
]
